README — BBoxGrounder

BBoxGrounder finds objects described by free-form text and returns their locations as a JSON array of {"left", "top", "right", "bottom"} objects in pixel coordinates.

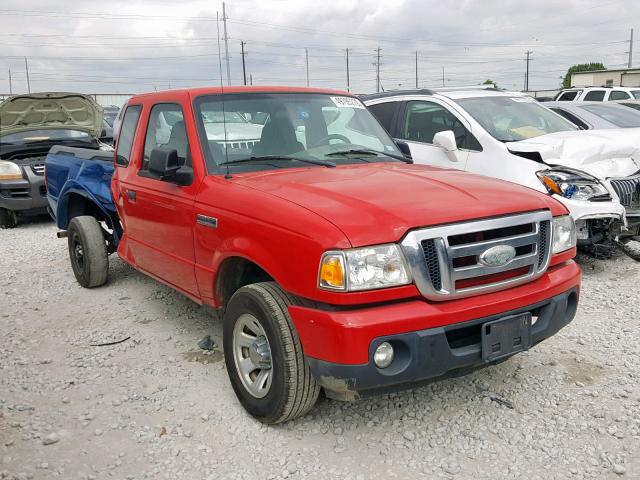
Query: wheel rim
[
  {"left": 232, "top": 313, "right": 273, "bottom": 399},
  {"left": 71, "top": 232, "right": 85, "bottom": 271}
]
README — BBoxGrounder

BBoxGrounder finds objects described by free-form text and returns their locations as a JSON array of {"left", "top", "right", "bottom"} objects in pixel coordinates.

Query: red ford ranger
[{"left": 47, "top": 87, "right": 581, "bottom": 424}]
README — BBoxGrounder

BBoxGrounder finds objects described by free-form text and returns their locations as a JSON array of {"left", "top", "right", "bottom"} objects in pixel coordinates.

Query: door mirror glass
[{"left": 433, "top": 130, "right": 459, "bottom": 162}]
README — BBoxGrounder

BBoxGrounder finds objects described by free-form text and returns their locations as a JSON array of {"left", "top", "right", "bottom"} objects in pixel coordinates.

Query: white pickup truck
[{"left": 363, "top": 87, "right": 640, "bottom": 256}]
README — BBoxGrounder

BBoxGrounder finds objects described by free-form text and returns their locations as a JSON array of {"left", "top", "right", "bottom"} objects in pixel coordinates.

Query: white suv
[
  {"left": 362, "top": 87, "right": 640, "bottom": 252},
  {"left": 555, "top": 86, "right": 640, "bottom": 102}
]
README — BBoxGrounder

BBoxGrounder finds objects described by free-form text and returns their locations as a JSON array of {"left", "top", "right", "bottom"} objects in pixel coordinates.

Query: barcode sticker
[{"left": 330, "top": 96, "right": 365, "bottom": 109}]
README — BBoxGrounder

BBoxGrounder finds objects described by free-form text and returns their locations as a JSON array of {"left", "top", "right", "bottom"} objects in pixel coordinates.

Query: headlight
[
  {"left": 319, "top": 244, "right": 411, "bottom": 291},
  {"left": 536, "top": 169, "right": 609, "bottom": 201},
  {"left": 0, "top": 160, "right": 22, "bottom": 180},
  {"left": 552, "top": 215, "right": 577, "bottom": 254}
]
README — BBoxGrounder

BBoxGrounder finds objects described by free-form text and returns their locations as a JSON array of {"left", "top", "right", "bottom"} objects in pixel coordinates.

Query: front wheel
[
  {"left": 67, "top": 216, "right": 108, "bottom": 288},
  {"left": 223, "top": 282, "right": 320, "bottom": 424}
]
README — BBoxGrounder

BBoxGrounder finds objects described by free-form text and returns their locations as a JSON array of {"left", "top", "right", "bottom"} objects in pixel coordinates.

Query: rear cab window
[
  {"left": 557, "top": 91, "right": 579, "bottom": 101},
  {"left": 115, "top": 105, "right": 142, "bottom": 166}
]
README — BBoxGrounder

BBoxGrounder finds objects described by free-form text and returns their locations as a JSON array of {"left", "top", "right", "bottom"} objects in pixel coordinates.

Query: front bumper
[
  {"left": 0, "top": 167, "right": 48, "bottom": 213},
  {"left": 307, "top": 287, "right": 578, "bottom": 400}
]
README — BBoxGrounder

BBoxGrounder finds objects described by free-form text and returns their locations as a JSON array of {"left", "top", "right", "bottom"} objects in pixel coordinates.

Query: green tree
[
  {"left": 563, "top": 63, "right": 606, "bottom": 88},
  {"left": 483, "top": 79, "right": 497, "bottom": 87}
]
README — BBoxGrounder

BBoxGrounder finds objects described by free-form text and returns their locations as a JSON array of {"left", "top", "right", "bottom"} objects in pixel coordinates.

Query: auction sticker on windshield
[{"left": 330, "top": 96, "right": 365, "bottom": 109}]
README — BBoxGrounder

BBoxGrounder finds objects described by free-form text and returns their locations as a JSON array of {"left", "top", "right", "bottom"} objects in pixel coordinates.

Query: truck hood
[
  {"left": 506, "top": 129, "right": 640, "bottom": 179},
  {"left": 233, "top": 163, "right": 564, "bottom": 246},
  {"left": 0, "top": 92, "right": 103, "bottom": 138}
]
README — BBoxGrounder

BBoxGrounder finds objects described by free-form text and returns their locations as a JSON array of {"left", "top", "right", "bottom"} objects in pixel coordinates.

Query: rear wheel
[
  {"left": 223, "top": 282, "right": 320, "bottom": 424},
  {"left": 67, "top": 216, "right": 108, "bottom": 288},
  {"left": 0, "top": 208, "right": 17, "bottom": 229}
]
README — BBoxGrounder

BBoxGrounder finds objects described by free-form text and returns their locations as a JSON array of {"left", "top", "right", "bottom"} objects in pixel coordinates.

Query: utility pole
[
  {"left": 415, "top": 51, "right": 418, "bottom": 89},
  {"left": 524, "top": 50, "right": 533, "bottom": 92},
  {"left": 628, "top": 28, "right": 634, "bottom": 68},
  {"left": 249, "top": 74, "right": 253, "bottom": 86},
  {"left": 442, "top": 66, "right": 445, "bottom": 87},
  {"left": 24, "top": 57, "right": 30, "bottom": 93},
  {"left": 240, "top": 40, "right": 247, "bottom": 86},
  {"left": 305, "top": 48, "right": 309, "bottom": 87},
  {"left": 222, "top": 2, "right": 231, "bottom": 86},
  {"left": 374, "top": 47, "right": 382, "bottom": 93},
  {"left": 8, "top": 69, "right": 12, "bottom": 94},
  {"left": 345, "top": 48, "right": 350, "bottom": 92}
]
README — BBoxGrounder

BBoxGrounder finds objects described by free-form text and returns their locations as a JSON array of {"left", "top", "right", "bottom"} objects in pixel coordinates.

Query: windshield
[
  {"left": 194, "top": 92, "right": 402, "bottom": 173},
  {"left": 456, "top": 96, "right": 577, "bottom": 142},
  {"left": 632, "top": 91, "right": 640, "bottom": 100},
  {"left": 579, "top": 104, "right": 640, "bottom": 128},
  {"left": 0, "top": 129, "right": 92, "bottom": 144}
]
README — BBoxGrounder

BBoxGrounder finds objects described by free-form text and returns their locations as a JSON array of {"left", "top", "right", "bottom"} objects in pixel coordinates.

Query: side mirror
[
  {"left": 433, "top": 130, "right": 459, "bottom": 162},
  {"left": 395, "top": 140, "right": 412, "bottom": 160},
  {"left": 148, "top": 148, "right": 193, "bottom": 186}
]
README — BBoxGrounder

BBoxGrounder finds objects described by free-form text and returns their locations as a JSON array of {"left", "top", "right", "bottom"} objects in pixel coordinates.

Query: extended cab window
[
  {"left": 141, "top": 103, "right": 191, "bottom": 172},
  {"left": 402, "top": 101, "right": 481, "bottom": 151},
  {"left": 115, "top": 105, "right": 141, "bottom": 166},
  {"left": 583, "top": 90, "right": 605, "bottom": 101},
  {"left": 367, "top": 101, "right": 398, "bottom": 134}
]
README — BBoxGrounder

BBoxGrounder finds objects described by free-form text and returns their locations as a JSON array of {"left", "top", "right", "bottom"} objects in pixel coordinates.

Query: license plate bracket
[{"left": 481, "top": 313, "right": 532, "bottom": 362}]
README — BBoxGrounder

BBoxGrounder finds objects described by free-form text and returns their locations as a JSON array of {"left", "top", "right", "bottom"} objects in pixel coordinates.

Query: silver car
[{"left": 543, "top": 101, "right": 640, "bottom": 130}]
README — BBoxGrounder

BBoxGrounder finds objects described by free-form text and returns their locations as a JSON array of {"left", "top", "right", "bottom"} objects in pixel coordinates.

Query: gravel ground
[{"left": 1, "top": 218, "right": 639, "bottom": 480}]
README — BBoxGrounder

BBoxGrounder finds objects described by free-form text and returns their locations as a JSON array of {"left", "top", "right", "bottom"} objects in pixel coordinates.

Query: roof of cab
[
  {"left": 360, "top": 86, "right": 527, "bottom": 102},
  {"left": 128, "top": 86, "right": 352, "bottom": 102}
]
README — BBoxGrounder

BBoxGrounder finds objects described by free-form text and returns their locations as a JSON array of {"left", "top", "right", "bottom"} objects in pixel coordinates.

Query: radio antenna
[{"left": 216, "top": 10, "right": 231, "bottom": 179}]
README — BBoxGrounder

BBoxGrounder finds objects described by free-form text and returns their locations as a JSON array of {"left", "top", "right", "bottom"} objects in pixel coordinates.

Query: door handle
[{"left": 127, "top": 190, "right": 137, "bottom": 201}]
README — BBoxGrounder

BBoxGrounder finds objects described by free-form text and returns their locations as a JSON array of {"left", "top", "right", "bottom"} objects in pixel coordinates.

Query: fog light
[{"left": 373, "top": 342, "right": 394, "bottom": 369}]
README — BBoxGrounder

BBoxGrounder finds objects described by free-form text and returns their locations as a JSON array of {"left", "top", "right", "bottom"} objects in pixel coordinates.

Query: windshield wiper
[
  {"left": 219, "top": 155, "right": 336, "bottom": 168},
  {"left": 325, "top": 148, "right": 412, "bottom": 164}
]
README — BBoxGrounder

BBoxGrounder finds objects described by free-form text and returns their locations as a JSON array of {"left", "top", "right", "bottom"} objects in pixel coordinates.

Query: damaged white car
[{"left": 363, "top": 87, "right": 640, "bottom": 256}]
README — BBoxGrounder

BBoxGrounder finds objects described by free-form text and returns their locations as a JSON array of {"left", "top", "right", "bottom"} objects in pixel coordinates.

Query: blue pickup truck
[{"left": 46, "top": 145, "right": 121, "bottom": 286}]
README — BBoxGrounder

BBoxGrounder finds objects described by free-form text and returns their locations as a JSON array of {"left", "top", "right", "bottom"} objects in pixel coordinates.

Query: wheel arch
[{"left": 214, "top": 255, "right": 276, "bottom": 309}]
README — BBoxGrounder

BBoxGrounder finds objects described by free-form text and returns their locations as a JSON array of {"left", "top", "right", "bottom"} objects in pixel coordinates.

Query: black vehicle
[{"left": 0, "top": 92, "right": 104, "bottom": 228}]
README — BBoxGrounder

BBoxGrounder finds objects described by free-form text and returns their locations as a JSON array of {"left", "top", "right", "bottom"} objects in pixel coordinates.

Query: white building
[{"left": 572, "top": 68, "right": 640, "bottom": 88}]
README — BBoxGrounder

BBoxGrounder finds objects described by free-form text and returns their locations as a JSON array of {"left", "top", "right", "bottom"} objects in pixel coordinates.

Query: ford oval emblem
[{"left": 479, "top": 245, "right": 516, "bottom": 267}]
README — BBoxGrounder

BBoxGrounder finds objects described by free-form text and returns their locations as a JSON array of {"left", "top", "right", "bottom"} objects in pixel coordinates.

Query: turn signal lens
[
  {"left": 319, "top": 254, "right": 345, "bottom": 290},
  {"left": 540, "top": 175, "right": 562, "bottom": 195}
]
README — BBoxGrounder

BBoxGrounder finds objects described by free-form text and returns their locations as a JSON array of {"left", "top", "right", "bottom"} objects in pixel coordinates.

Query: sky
[{"left": 0, "top": 0, "right": 637, "bottom": 96}]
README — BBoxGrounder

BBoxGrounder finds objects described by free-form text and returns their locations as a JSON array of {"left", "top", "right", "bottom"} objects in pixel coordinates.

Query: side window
[
  {"left": 610, "top": 90, "right": 631, "bottom": 101},
  {"left": 141, "top": 103, "right": 190, "bottom": 173},
  {"left": 367, "top": 101, "right": 398, "bottom": 134},
  {"left": 115, "top": 105, "right": 141, "bottom": 167},
  {"left": 402, "top": 101, "right": 481, "bottom": 151},
  {"left": 557, "top": 91, "right": 578, "bottom": 101},
  {"left": 583, "top": 90, "right": 605, "bottom": 101},
  {"left": 550, "top": 108, "right": 589, "bottom": 130}
]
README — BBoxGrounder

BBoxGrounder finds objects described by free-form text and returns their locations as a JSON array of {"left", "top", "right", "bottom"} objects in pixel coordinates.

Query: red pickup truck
[{"left": 47, "top": 87, "right": 581, "bottom": 424}]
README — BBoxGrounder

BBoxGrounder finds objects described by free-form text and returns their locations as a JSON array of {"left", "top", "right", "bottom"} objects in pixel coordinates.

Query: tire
[
  {"left": 0, "top": 208, "right": 17, "bottom": 229},
  {"left": 223, "top": 282, "right": 320, "bottom": 424},
  {"left": 67, "top": 216, "right": 108, "bottom": 288}
]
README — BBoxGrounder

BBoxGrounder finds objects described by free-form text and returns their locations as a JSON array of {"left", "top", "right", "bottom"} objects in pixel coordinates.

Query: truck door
[{"left": 118, "top": 101, "right": 200, "bottom": 298}]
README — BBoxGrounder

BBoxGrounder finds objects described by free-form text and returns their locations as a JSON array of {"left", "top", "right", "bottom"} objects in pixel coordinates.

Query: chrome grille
[
  {"left": 32, "top": 164, "right": 46, "bottom": 175},
  {"left": 610, "top": 176, "right": 640, "bottom": 208},
  {"left": 400, "top": 211, "right": 553, "bottom": 301}
]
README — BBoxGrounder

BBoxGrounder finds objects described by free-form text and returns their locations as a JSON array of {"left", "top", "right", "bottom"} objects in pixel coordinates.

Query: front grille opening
[
  {"left": 455, "top": 265, "right": 531, "bottom": 290},
  {"left": 421, "top": 239, "right": 442, "bottom": 290},
  {"left": 451, "top": 244, "right": 534, "bottom": 269},
  {"left": 538, "top": 221, "right": 550, "bottom": 268},
  {"left": 0, "top": 188, "right": 30, "bottom": 198},
  {"left": 446, "top": 323, "right": 482, "bottom": 350},
  {"left": 39, "top": 185, "right": 47, "bottom": 196},
  {"left": 448, "top": 222, "right": 534, "bottom": 246}
]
